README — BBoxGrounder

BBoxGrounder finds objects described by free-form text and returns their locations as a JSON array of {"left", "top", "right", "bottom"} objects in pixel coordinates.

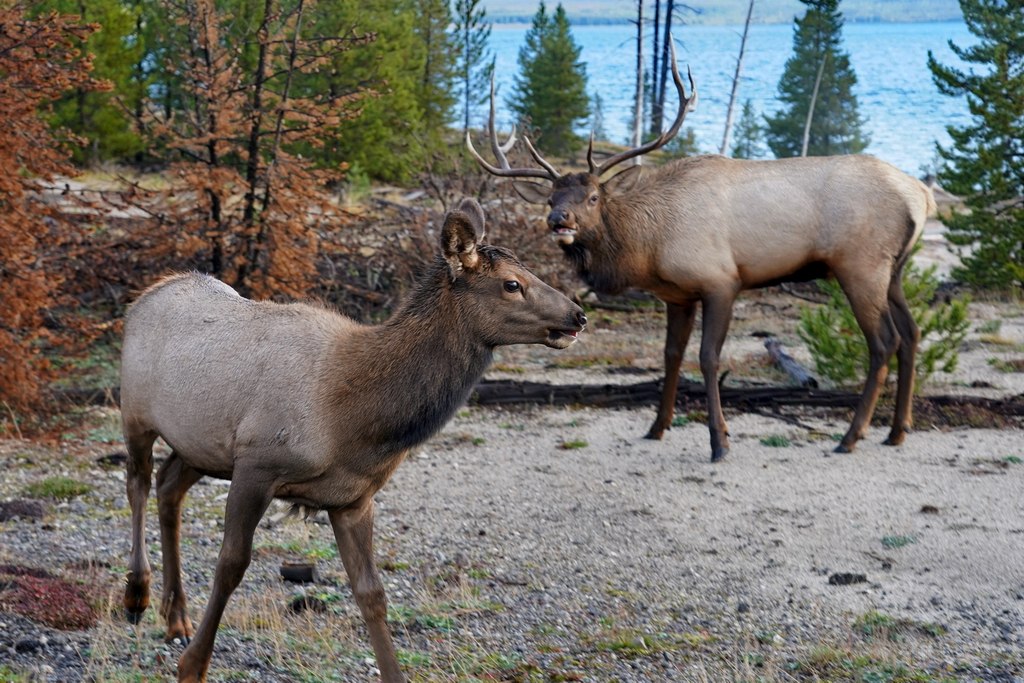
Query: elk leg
[
  {"left": 884, "top": 276, "right": 919, "bottom": 445},
  {"left": 835, "top": 274, "right": 899, "bottom": 453},
  {"left": 124, "top": 428, "right": 157, "bottom": 623},
  {"left": 646, "top": 301, "right": 697, "bottom": 440},
  {"left": 700, "top": 293, "right": 737, "bottom": 463},
  {"left": 177, "top": 472, "right": 273, "bottom": 683},
  {"left": 328, "top": 499, "right": 406, "bottom": 683},
  {"left": 156, "top": 452, "right": 202, "bottom": 643}
]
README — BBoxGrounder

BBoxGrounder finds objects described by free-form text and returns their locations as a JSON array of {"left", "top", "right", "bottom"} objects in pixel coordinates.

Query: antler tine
[
  {"left": 522, "top": 134, "right": 561, "bottom": 180},
  {"left": 487, "top": 74, "right": 511, "bottom": 166},
  {"left": 594, "top": 34, "right": 697, "bottom": 177},
  {"left": 466, "top": 73, "right": 559, "bottom": 180},
  {"left": 587, "top": 131, "right": 599, "bottom": 175},
  {"left": 497, "top": 124, "right": 517, "bottom": 155}
]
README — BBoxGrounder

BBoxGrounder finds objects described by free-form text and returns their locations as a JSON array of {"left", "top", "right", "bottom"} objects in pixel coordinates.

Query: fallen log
[{"left": 53, "top": 382, "right": 1024, "bottom": 420}]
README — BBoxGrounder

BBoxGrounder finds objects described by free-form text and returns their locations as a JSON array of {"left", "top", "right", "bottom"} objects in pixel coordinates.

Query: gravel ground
[{"left": 1, "top": 293, "right": 1022, "bottom": 682}]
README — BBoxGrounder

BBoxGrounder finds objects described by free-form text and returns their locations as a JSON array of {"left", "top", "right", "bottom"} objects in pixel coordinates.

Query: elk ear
[
  {"left": 604, "top": 165, "right": 644, "bottom": 195},
  {"left": 512, "top": 181, "right": 551, "bottom": 205},
  {"left": 455, "top": 197, "right": 487, "bottom": 241},
  {"left": 440, "top": 206, "right": 483, "bottom": 278}
]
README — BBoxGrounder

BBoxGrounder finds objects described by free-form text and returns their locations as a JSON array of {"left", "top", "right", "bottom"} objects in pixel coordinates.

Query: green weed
[
  {"left": 881, "top": 535, "right": 917, "bottom": 549},
  {"left": 25, "top": 476, "right": 92, "bottom": 501}
]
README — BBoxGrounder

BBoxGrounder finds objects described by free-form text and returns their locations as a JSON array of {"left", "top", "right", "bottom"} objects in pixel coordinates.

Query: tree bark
[
  {"left": 720, "top": 0, "right": 755, "bottom": 155},
  {"left": 653, "top": 0, "right": 674, "bottom": 135},
  {"left": 801, "top": 51, "right": 827, "bottom": 157},
  {"left": 632, "top": 0, "right": 644, "bottom": 160}
]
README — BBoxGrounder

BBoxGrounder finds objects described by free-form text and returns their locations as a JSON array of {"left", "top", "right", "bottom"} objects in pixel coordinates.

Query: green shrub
[{"left": 798, "top": 259, "right": 969, "bottom": 387}]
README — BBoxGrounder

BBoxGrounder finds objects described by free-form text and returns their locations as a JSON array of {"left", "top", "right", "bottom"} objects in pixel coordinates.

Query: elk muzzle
[
  {"left": 546, "top": 308, "right": 587, "bottom": 349},
  {"left": 547, "top": 208, "right": 578, "bottom": 244}
]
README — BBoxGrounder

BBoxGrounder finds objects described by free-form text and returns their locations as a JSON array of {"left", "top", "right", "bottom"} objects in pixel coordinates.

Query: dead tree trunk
[
  {"left": 632, "top": 0, "right": 644, "bottom": 161},
  {"left": 801, "top": 51, "right": 828, "bottom": 157},
  {"left": 720, "top": 0, "right": 755, "bottom": 155}
]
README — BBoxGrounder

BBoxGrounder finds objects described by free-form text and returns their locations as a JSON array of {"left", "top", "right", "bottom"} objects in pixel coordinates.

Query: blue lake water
[{"left": 482, "top": 20, "right": 975, "bottom": 174}]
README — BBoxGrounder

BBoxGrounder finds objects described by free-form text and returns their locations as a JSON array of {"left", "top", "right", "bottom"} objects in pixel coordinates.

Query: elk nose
[
  {"left": 575, "top": 310, "right": 587, "bottom": 329},
  {"left": 547, "top": 209, "right": 570, "bottom": 227}
]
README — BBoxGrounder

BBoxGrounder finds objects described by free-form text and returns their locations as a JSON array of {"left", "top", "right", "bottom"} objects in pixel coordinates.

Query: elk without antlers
[
  {"left": 120, "top": 199, "right": 585, "bottom": 682},
  {"left": 469, "top": 42, "right": 934, "bottom": 463}
]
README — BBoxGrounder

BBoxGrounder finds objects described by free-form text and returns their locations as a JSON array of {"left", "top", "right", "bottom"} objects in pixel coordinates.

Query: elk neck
[
  {"left": 557, "top": 193, "right": 651, "bottom": 295},
  {"left": 322, "top": 259, "right": 493, "bottom": 454}
]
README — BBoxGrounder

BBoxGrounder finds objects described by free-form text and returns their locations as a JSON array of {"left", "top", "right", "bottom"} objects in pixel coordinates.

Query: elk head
[
  {"left": 441, "top": 198, "right": 587, "bottom": 350},
  {"left": 467, "top": 38, "right": 697, "bottom": 248}
]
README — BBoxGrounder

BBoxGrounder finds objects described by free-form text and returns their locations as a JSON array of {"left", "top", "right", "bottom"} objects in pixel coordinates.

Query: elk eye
[
  {"left": 588, "top": 194, "right": 599, "bottom": 204},
  {"left": 503, "top": 280, "right": 521, "bottom": 294}
]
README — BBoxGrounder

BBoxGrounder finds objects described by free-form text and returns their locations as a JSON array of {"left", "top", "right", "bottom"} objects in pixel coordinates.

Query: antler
[
  {"left": 465, "top": 73, "right": 560, "bottom": 181},
  {"left": 588, "top": 36, "right": 698, "bottom": 177}
]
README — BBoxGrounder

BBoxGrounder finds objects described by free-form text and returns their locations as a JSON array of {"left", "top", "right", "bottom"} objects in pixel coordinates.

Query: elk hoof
[
  {"left": 644, "top": 428, "right": 665, "bottom": 441},
  {"left": 883, "top": 428, "right": 909, "bottom": 446},
  {"left": 710, "top": 446, "right": 728, "bottom": 463},
  {"left": 166, "top": 634, "right": 191, "bottom": 647},
  {"left": 833, "top": 442, "right": 854, "bottom": 454}
]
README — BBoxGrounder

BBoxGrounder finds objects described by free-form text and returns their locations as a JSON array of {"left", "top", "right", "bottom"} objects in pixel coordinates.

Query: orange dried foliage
[
  {"left": 130, "top": 0, "right": 370, "bottom": 301},
  {"left": 0, "top": 6, "right": 103, "bottom": 422}
]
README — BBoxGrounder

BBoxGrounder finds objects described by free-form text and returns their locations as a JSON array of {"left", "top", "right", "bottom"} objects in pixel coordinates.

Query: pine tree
[
  {"left": 731, "top": 99, "right": 766, "bottom": 159},
  {"left": 764, "top": 0, "right": 868, "bottom": 158},
  {"left": 33, "top": 0, "right": 145, "bottom": 163},
  {"left": 415, "top": 0, "right": 457, "bottom": 141},
  {"left": 509, "top": 2, "right": 589, "bottom": 157},
  {"left": 453, "top": 0, "right": 492, "bottom": 131},
  {"left": 308, "top": 0, "right": 426, "bottom": 181},
  {"left": 928, "top": 0, "right": 1024, "bottom": 290}
]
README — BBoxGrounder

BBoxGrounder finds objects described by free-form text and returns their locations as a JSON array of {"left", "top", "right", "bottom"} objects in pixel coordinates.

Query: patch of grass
[
  {"left": 25, "top": 476, "right": 92, "bottom": 501},
  {"left": 979, "top": 334, "right": 1019, "bottom": 347},
  {"left": 490, "top": 363, "right": 524, "bottom": 374},
  {"left": 854, "top": 610, "right": 900, "bottom": 637},
  {"left": 387, "top": 604, "right": 456, "bottom": 633},
  {"left": 671, "top": 415, "right": 689, "bottom": 427},
  {"left": 0, "top": 665, "right": 30, "bottom": 682},
  {"left": 379, "top": 559, "right": 410, "bottom": 572},
  {"left": 257, "top": 538, "right": 338, "bottom": 561},
  {"left": 881, "top": 535, "right": 917, "bottom": 549},
  {"left": 759, "top": 434, "right": 791, "bottom": 448},
  {"left": 558, "top": 438, "right": 588, "bottom": 450},
  {"left": 447, "top": 431, "right": 486, "bottom": 447},
  {"left": 976, "top": 319, "right": 1002, "bottom": 335},
  {"left": 853, "top": 610, "right": 946, "bottom": 641},
  {"left": 988, "top": 357, "right": 1024, "bottom": 372},
  {"left": 1005, "top": 455, "right": 1023, "bottom": 465},
  {"left": 791, "top": 644, "right": 956, "bottom": 681},
  {"left": 587, "top": 626, "right": 713, "bottom": 659}
]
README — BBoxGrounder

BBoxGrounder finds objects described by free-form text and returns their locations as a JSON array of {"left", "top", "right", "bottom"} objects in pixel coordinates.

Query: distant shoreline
[{"left": 490, "top": 16, "right": 965, "bottom": 27}]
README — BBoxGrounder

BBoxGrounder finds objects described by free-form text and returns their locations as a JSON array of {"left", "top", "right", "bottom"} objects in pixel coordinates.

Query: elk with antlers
[{"left": 468, "top": 43, "right": 934, "bottom": 462}]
